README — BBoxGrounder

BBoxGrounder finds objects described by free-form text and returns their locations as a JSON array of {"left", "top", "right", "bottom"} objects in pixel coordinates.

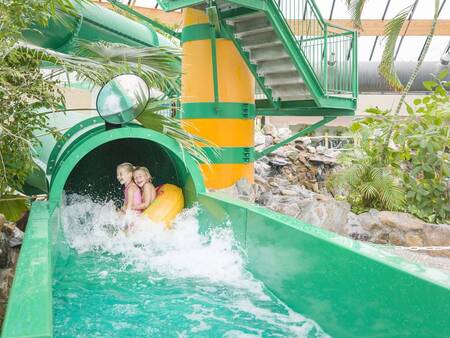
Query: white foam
[
  {"left": 60, "top": 194, "right": 329, "bottom": 337},
  {"left": 61, "top": 194, "right": 261, "bottom": 291}
]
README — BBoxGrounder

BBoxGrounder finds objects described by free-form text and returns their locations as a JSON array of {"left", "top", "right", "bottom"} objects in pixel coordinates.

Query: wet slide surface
[{"left": 53, "top": 195, "right": 328, "bottom": 337}]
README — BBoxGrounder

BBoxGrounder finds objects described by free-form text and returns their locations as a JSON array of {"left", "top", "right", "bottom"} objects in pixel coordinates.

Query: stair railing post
[
  {"left": 323, "top": 23, "right": 328, "bottom": 96},
  {"left": 352, "top": 30, "right": 359, "bottom": 99},
  {"left": 207, "top": 2, "right": 220, "bottom": 113}
]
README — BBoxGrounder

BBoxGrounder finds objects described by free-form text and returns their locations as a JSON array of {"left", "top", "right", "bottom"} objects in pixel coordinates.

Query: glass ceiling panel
[
  {"left": 412, "top": 0, "right": 438, "bottom": 19},
  {"left": 360, "top": 0, "right": 390, "bottom": 19},
  {"left": 384, "top": 0, "right": 415, "bottom": 19},
  {"left": 395, "top": 36, "right": 427, "bottom": 61},
  {"left": 358, "top": 36, "right": 377, "bottom": 61},
  {"left": 439, "top": 0, "right": 450, "bottom": 19},
  {"left": 424, "top": 36, "right": 450, "bottom": 61},
  {"left": 330, "top": 0, "right": 352, "bottom": 19},
  {"left": 315, "top": 1, "right": 334, "bottom": 20}
]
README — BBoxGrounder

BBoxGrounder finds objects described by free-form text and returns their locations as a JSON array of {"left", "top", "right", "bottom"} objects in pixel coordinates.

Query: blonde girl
[
  {"left": 132, "top": 166, "right": 156, "bottom": 211},
  {"left": 116, "top": 162, "right": 142, "bottom": 213}
]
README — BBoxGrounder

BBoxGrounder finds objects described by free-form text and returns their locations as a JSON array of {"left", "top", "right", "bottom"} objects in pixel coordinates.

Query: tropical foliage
[
  {"left": 0, "top": 0, "right": 202, "bottom": 219},
  {"left": 345, "top": 0, "right": 441, "bottom": 98},
  {"left": 330, "top": 74, "right": 450, "bottom": 223}
]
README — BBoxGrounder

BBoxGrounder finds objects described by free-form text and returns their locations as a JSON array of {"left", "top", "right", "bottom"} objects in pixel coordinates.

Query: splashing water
[{"left": 53, "top": 195, "right": 329, "bottom": 337}]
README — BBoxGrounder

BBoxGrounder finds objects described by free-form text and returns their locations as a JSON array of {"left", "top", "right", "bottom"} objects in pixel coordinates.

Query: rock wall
[
  {"left": 0, "top": 214, "right": 22, "bottom": 325},
  {"left": 255, "top": 126, "right": 339, "bottom": 193},
  {"left": 216, "top": 124, "right": 450, "bottom": 258}
]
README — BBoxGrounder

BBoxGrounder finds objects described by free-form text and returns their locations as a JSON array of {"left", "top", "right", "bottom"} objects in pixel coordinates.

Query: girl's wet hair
[
  {"left": 117, "top": 162, "right": 135, "bottom": 173},
  {"left": 134, "top": 166, "right": 153, "bottom": 182}
]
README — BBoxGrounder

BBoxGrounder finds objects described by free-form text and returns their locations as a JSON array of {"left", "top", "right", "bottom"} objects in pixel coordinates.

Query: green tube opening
[
  {"left": 64, "top": 138, "right": 188, "bottom": 203},
  {"left": 48, "top": 126, "right": 205, "bottom": 209}
]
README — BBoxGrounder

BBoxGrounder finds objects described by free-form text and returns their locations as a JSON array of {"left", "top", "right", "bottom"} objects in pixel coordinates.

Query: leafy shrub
[{"left": 329, "top": 72, "right": 449, "bottom": 223}]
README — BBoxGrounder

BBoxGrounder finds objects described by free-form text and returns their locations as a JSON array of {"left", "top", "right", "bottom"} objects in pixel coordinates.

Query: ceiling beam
[
  {"left": 96, "top": 2, "right": 450, "bottom": 36},
  {"left": 300, "top": 19, "right": 450, "bottom": 36}
]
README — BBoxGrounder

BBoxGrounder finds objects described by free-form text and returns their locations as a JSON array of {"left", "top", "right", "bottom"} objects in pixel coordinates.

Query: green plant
[
  {"left": 330, "top": 75, "right": 450, "bottom": 223},
  {"left": 400, "top": 73, "right": 450, "bottom": 222},
  {"left": 328, "top": 111, "right": 405, "bottom": 212},
  {"left": 0, "top": 0, "right": 204, "bottom": 219}
]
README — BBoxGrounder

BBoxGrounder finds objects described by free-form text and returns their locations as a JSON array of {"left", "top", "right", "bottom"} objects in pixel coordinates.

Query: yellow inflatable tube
[{"left": 142, "top": 184, "right": 184, "bottom": 227}]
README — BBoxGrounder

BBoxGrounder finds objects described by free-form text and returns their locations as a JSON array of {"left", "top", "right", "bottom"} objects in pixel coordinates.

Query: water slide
[{"left": 2, "top": 2, "right": 450, "bottom": 337}]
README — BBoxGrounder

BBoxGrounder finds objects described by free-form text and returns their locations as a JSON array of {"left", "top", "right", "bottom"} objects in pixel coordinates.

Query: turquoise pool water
[{"left": 53, "top": 195, "right": 329, "bottom": 337}]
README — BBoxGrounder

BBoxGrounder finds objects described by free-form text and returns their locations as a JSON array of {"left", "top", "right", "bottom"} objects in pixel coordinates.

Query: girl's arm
[
  {"left": 132, "top": 183, "right": 156, "bottom": 210},
  {"left": 125, "top": 185, "right": 137, "bottom": 211}
]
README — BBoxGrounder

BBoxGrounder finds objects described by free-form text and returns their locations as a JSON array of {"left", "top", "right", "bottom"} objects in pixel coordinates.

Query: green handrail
[
  {"left": 107, "top": 0, "right": 181, "bottom": 40},
  {"left": 274, "top": 0, "right": 357, "bottom": 98}
]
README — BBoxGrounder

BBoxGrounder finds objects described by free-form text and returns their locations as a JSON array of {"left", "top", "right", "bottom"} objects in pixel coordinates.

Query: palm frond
[
  {"left": 136, "top": 100, "right": 217, "bottom": 165},
  {"left": 378, "top": 4, "right": 414, "bottom": 92},
  {"left": 72, "top": 40, "right": 181, "bottom": 94},
  {"left": 40, "top": 0, "right": 91, "bottom": 31},
  {"left": 345, "top": 0, "right": 367, "bottom": 29},
  {"left": 13, "top": 41, "right": 181, "bottom": 93}
]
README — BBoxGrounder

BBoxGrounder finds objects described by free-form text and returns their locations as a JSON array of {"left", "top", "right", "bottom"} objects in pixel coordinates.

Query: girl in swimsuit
[
  {"left": 132, "top": 166, "right": 156, "bottom": 212},
  {"left": 116, "top": 163, "right": 142, "bottom": 230}
]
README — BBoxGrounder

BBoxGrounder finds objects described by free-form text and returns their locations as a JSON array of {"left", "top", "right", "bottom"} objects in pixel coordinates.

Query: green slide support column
[{"left": 179, "top": 8, "right": 256, "bottom": 189}]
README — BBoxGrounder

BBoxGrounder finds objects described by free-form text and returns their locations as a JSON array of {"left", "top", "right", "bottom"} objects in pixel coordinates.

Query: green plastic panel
[
  {"left": 201, "top": 147, "right": 254, "bottom": 164},
  {"left": 179, "top": 102, "right": 256, "bottom": 119},
  {"left": 1, "top": 202, "right": 52, "bottom": 338},
  {"left": 197, "top": 192, "right": 450, "bottom": 338},
  {"left": 182, "top": 23, "right": 224, "bottom": 43}
]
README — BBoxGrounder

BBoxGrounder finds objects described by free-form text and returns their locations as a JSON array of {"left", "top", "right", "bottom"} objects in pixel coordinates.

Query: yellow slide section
[{"left": 142, "top": 184, "right": 184, "bottom": 227}]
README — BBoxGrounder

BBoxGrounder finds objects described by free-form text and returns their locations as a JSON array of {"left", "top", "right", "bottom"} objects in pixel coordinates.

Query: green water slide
[{"left": 2, "top": 1, "right": 450, "bottom": 337}]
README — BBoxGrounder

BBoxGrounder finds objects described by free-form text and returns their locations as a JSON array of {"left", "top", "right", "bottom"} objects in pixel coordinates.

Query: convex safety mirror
[{"left": 96, "top": 74, "right": 149, "bottom": 124}]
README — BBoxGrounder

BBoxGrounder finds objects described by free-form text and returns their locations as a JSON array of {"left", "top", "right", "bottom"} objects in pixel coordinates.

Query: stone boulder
[
  {"left": 358, "top": 209, "right": 381, "bottom": 231},
  {"left": 423, "top": 223, "right": 450, "bottom": 257},
  {"left": 235, "top": 178, "right": 256, "bottom": 202},
  {"left": 379, "top": 211, "right": 426, "bottom": 232},
  {"left": 278, "top": 127, "right": 292, "bottom": 140},
  {"left": 296, "top": 197, "right": 351, "bottom": 235},
  {"left": 262, "top": 124, "right": 278, "bottom": 138}
]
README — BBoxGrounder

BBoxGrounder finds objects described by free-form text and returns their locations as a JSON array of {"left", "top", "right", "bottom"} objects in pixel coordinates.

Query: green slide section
[
  {"left": 1, "top": 202, "right": 53, "bottom": 338},
  {"left": 198, "top": 193, "right": 450, "bottom": 337},
  {"left": 3, "top": 189, "right": 450, "bottom": 337},
  {"left": 22, "top": 1, "right": 173, "bottom": 51}
]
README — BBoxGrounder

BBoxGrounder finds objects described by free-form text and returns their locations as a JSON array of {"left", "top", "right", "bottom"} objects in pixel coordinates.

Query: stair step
[
  {"left": 216, "top": 2, "right": 240, "bottom": 11},
  {"left": 264, "top": 72, "right": 304, "bottom": 86},
  {"left": 271, "top": 83, "right": 309, "bottom": 99},
  {"left": 226, "top": 11, "right": 266, "bottom": 23},
  {"left": 250, "top": 45, "right": 288, "bottom": 62},
  {"left": 275, "top": 94, "right": 313, "bottom": 101},
  {"left": 233, "top": 15, "right": 271, "bottom": 34},
  {"left": 235, "top": 25, "right": 274, "bottom": 39},
  {"left": 192, "top": 1, "right": 239, "bottom": 11},
  {"left": 240, "top": 30, "right": 280, "bottom": 49},
  {"left": 244, "top": 40, "right": 283, "bottom": 52},
  {"left": 257, "top": 58, "right": 297, "bottom": 74}
]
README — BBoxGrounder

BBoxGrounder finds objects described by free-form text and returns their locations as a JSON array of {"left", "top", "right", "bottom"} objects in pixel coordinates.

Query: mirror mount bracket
[{"left": 105, "top": 122, "right": 122, "bottom": 131}]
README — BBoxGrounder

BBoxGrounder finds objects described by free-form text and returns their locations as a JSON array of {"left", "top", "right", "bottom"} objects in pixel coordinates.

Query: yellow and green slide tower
[{"left": 180, "top": 9, "right": 255, "bottom": 189}]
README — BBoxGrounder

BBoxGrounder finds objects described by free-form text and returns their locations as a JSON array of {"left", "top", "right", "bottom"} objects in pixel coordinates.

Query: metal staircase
[{"left": 156, "top": 0, "right": 358, "bottom": 117}]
